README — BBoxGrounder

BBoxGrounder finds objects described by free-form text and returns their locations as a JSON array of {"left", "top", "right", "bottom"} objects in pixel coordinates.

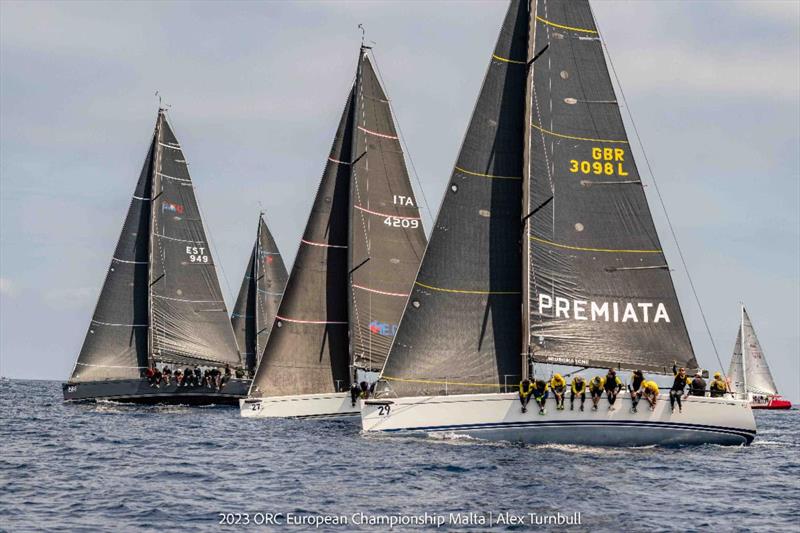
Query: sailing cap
[{"left": 714, "top": 372, "right": 721, "bottom": 378}]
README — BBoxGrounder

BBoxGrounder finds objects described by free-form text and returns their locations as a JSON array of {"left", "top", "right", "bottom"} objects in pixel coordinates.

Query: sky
[{"left": 1, "top": 0, "right": 798, "bottom": 401}]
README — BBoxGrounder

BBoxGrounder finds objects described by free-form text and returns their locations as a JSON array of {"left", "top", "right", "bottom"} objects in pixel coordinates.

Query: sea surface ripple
[{"left": 1, "top": 380, "right": 798, "bottom": 532}]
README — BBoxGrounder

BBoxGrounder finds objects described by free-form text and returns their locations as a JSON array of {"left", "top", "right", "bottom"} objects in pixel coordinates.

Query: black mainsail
[
  {"left": 526, "top": 0, "right": 695, "bottom": 374},
  {"left": 249, "top": 49, "right": 426, "bottom": 398},
  {"left": 378, "top": 0, "right": 697, "bottom": 398},
  {"left": 70, "top": 110, "right": 242, "bottom": 383},
  {"left": 231, "top": 214, "right": 288, "bottom": 373}
]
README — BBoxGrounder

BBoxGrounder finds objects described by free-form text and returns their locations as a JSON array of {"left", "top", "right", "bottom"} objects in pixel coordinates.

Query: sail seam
[
  {"left": 153, "top": 232, "right": 206, "bottom": 244},
  {"left": 158, "top": 142, "right": 181, "bottom": 150},
  {"left": 132, "top": 195, "right": 151, "bottom": 201},
  {"left": 152, "top": 294, "right": 224, "bottom": 303},
  {"left": 353, "top": 204, "right": 421, "bottom": 220},
  {"left": 535, "top": 15, "right": 597, "bottom": 35},
  {"left": 91, "top": 320, "right": 148, "bottom": 327},
  {"left": 352, "top": 284, "right": 409, "bottom": 298},
  {"left": 112, "top": 257, "right": 148, "bottom": 264},
  {"left": 530, "top": 122, "right": 628, "bottom": 144},
  {"left": 76, "top": 362, "right": 148, "bottom": 369},
  {"left": 275, "top": 315, "right": 348, "bottom": 325},
  {"left": 357, "top": 125, "right": 398, "bottom": 140},
  {"left": 156, "top": 172, "right": 191, "bottom": 183},
  {"left": 491, "top": 53, "right": 527, "bottom": 65},
  {"left": 301, "top": 238, "right": 347, "bottom": 249},
  {"left": 415, "top": 281, "right": 520, "bottom": 295},
  {"left": 454, "top": 166, "right": 522, "bottom": 180},
  {"left": 530, "top": 235, "right": 662, "bottom": 254},
  {"left": 328, "top": 157, "right": 350, "bottom": 165}
]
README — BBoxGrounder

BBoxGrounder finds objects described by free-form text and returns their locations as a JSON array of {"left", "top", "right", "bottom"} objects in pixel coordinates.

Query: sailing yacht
[
  {"left": 361, "top": 0, "right": 757, "bottom": 446},
  {"left": 63, "top": 109, "right": 249, "bottom": 404},
  {"left": 230, "top": 213, "right": 288, "bottom": 376},
  {"left": 728, "top": 305, "right": 791, "bottom": 410},
  {"left": 240, "top": 46, "right": 427, "bottom": 418}
]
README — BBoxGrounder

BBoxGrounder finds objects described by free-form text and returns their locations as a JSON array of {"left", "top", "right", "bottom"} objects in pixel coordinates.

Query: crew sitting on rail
[
  {"left": 145, "top": 367, "right": 157, "bottom": 386},
  {"left": 589, "top": 376, "right": 605, "bottom": 411},
  {"left": 532, "top": 379, "right": 549, "bottom": 415},
  {"left": 690, "top": 372, "right": 707, "bottom": 397},
  {"left": 604, "top": 369, "right": 623, "bottom": 410},
  {"left": 549, "top": 374, "right": 567, "bottom": 410},
  {"left": 182, "top": 367, "right": 195, "bottom": 386},
  {"left": 709, "top": 373, "right": 727, "bottom": 397},
  {"left": 174, "top": 369, "right": 183, "bottom": 385},
  {"left": 235, "top": 367, "right": 245, "bottom": 379},
  {"left": 518, "top": 379, "right": 534, "bottom": 413},
  {"left": 642, "top": 380, "right": 659, "bottom": 410},
  {"left": 570, "top": 376, "right": 586, "bottom": 411},
  {"left": 670, "top": 364, "right": 691, "bottom": 413},
  {"left": 628, "top": 369, "right": 645, "bottom": 413}
]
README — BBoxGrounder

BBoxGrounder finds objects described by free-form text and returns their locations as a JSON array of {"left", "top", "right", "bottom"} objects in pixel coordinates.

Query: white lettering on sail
[
  {"left": 574, "top": 300, "right": 587, "bottom": 320},
  {"left": 555, "top": 297, "right": 569, "bottom": 318},
  {"left": 539, "top": 294, "right": 553, "bottom": 315},
  {"left": 392, "top": 194, "right": 415, "bottom": 207},
  {"left": 654, "top": 303, "right": 670, "bottom": 323},
  {"left": 536, "top": 294, "right": 671, "bottom": 324},
  {"left": 622, "top": 303, "right": 638, "bottom": 322},
  {"left": 591, "top": 302, "right": 609, "bottom": 321}
]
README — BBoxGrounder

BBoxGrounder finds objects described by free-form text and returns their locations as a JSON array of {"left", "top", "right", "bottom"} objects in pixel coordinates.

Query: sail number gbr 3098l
[{"left": 569, "top": 147, "right": 628, "bottom": 177}]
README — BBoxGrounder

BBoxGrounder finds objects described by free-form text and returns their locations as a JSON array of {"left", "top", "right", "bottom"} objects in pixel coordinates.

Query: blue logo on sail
[{"left": 369, "top": 321, "right": 397, "bottom": 337}]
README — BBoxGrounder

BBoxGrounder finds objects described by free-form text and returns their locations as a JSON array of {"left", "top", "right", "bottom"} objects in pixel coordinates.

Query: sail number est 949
[
  {"left": 185, "top": 246, "right": 209, "bottom": 263},
  {"left": 569, "top": 147, "right": 628, "bottom": 177}
]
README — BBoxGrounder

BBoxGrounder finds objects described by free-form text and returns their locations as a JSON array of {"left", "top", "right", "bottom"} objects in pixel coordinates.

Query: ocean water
[{"left": 1, "top": 380, "right": 798, "bottom": 532}]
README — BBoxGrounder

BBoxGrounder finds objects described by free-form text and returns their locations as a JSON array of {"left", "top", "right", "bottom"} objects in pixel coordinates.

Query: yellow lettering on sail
[{"left": 568, "top": 146, "right": 629, "bottom": 177}]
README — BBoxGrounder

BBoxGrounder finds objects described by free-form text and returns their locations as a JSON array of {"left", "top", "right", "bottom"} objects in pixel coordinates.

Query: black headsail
[
  {"left": 250, "top": 92, "right": 354, "bottom": 397},
  {"left": 379, "top": 0, "right": 529, "bottom": 397},
  {"left": 527, "top": 0, "right": 696, "bottom": 373},
  {"left": 148, "top": 111, "right": 242, "bottom": 368},
  {"left": 348, "top": 52, "right": 428, "bottom": 373},
  {"left": 230, "top": 214, "right": 288, "bottom": 373},
  {"left": 70, "top": 127, "right": 154, "bottom": 382}
]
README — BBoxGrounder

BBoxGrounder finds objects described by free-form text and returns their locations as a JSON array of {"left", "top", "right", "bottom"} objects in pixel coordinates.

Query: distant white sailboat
[
  {"left": 728, "top": 305, "right": 791, "bottom": 410},
  {"left": 361, "top": 0, "right": 756, "bottom": 446}
]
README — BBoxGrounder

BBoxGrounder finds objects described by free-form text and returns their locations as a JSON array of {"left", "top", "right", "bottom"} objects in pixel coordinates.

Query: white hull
[
  {"left": 239, "top": 392, "right": 359, "bottom": 419},
  {"left": 361, "top": 391, "right": 756, "bottom": 446}
]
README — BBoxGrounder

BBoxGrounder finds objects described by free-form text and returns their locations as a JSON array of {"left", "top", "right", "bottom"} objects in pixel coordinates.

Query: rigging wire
[
  {"left": 590, "top": 6, "right": 727, "bottom": 378},
  {"left": 368, "top": 48, "right": 435, "bottom": 233}
]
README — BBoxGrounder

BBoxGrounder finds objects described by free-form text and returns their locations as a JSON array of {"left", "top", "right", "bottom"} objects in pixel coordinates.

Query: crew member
[
  {"left": 604, "top": 369, "right": 623, "bottom": 410},
  {"left": 519, "top": 379, "right": 534, "bottom": 413},
  {"left": 589, "top": 376, "right": 605, "bottom": 411},
  {"left": 570, "top": 376, "right": 586, "bottom": 411},
  {"left": 642, "top": 380, "right": 660, "bottom": 410},
  {"left": 350, "top": 382, "right": 361, "bottom": 407},
  {"left": 670, "top": 365, "right": 691, "bottom": 412},
  {"left": 359, "top": 381, "right": 371, "bottom": 400},
  {"left": 549, "top": 373, "right": 567, "bottom": 411},
  {"left": 532, "top": 379, "right": 549, "bottom": 415},
  {"left": 629, "top": 370, "right": 645, "bottom": 413},
  {"left": 690, "top": 372, "right": 706, "bottom": 397},
  {"left": 708, "top": 372, "right": 727, "bottom": 398}
]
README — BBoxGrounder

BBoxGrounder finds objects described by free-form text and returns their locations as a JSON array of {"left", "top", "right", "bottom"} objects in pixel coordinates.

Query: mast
[
  {"left": 741, "top": 303, "right": 747, "bottom": 398},
  {"left": 348, "top": 45, "right": 365, "bottom": 385},
  {"left": 521, "top": 0, "right": 535, "bottom": 381},
  {"left": 147, "top": 109, "right": 164, "bottom": 368},
  {"left": 253, "top": 214, "right": 263, "bottom": 357}
]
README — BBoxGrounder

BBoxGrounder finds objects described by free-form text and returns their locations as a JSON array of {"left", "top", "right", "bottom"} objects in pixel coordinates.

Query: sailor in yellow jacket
[
  {"left": 549, "top": 374, "right": 567, "bottom": 411},
  {"left": 589, "top": 376, "right": 605, "bottom": 411},
  {"left": 532, "top": 379, "right": 549, "bottom": 415},
  {"left": 519, "top": 379, "right": 535, "bottom": 413},
  {"left": 570, "top": 376, "right": 586, "bottom": 412},
  {"left": 642, "top": 380, "right": 660, "bottom": 410},
  {"left": 709, "top": 372, "right": 727, "bottom": 398}
]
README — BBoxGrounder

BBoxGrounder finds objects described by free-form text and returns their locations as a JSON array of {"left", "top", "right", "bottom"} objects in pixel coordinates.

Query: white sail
[
  {"left": 727, "top": 329, "right": 746, "bottom": 396},
  {"left": 741, "top": 307, "right": 778, "bottom": 395}
]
